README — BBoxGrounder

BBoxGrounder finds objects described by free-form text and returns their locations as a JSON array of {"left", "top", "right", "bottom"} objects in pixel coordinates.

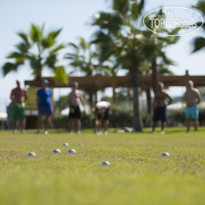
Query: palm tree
[
  {"left": 91, "top": 0, "right": 146, "bottom": 131},
  {"left": 192, "top": 1, "right": 205, "bottom": 53},
  {"left": 2, "top": 23, "right": 67, "bottom": 83},
  {"left": 91, "top": 1, "right": 181, "bottom": 130}
]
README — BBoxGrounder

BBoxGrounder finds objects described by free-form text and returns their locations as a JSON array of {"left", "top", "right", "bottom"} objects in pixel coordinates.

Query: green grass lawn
[{"left": 0, "top": 127, "right": 205, "bottom": 205}]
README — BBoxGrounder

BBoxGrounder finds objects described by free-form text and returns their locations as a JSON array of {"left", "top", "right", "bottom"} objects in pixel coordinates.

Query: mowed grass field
[{"left": 0, "top": 127, "right": 205, "bottom": 205}]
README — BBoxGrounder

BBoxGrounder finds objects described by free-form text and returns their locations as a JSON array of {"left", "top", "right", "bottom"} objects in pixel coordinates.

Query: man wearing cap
[
  {"left": 184, "top": 80, "right": 201, "bottom": 133},
  {"left": 36, "top": 79, "right": 53, "bottom": 134},
  {"left": 10, "top": 80, "right": 28, "bottom": 134},
  {"left": 68, "top": 82, "right": 85, "bottom": 134}
]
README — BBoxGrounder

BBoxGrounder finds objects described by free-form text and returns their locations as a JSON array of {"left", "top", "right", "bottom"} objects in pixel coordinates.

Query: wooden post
[
  {"left": 112, "top": 85, "right": 116, "bottom": 103},
  {"left": 94, "top": 89, "right": 98, "bottom": 104}
]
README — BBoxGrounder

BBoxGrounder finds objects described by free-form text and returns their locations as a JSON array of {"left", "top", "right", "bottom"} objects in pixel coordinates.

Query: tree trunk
[
  {"left": 112, "top": 86, "right": 116, "bottom": 103},
  {"left": 129, "top": 55, "right": 143, "bottom": 131},
  {"left": 151, "top": 58, "right": 159, "bottom": 93},
  {"left": 88, "top": 90, "right": 93, "bottom": 107},
  {"left": 94, "top": 89, "right": 98, "bottom": 104},
  {"left": 145, "top": 88, "right": 152, "bottom": 114}
]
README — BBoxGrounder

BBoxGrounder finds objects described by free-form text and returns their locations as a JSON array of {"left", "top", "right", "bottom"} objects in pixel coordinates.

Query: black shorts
[
  {"left": 68, "top": 106, "right": 81, "bottom": 119},
  {"left": 153, "top": 106, "right": 167, "bottom": 122},
  {"left": 96, "top": 108, "right": 110, "bottom": 120}
]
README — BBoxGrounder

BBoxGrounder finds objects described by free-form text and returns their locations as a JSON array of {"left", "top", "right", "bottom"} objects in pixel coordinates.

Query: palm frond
[
  {"left": 30, "top": 24, "right": 42, "bottom": 43},
  {"left": 2, "top": 62, "right": 18, "bottom": 76},
  {"left": 192, "top": 37, "right": 205, "bottom": 53},
  {"left": 17, "top": 32, "right": 30, "bottom": 46},
  {"left": 50, "top": 44, "right": 65, "bottom": 53},
  {"left": 48, "top": 28, "right": 62, "bottom": 39},
  {"left": 54, "top": 66, "right": 68, "bottom": 84},
  {"left": 112, "top": 0, "right": 129, "bottom": 16}
]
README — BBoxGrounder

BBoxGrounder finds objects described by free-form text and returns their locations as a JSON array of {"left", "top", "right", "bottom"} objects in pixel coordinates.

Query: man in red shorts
[{"left": 10, "top": 80, "right": 28, "bottom": 134}]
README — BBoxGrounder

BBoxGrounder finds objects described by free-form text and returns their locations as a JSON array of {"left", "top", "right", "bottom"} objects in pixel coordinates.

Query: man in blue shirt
[{"left": 36, "top": 79, "right": 53, "bottom": 134}]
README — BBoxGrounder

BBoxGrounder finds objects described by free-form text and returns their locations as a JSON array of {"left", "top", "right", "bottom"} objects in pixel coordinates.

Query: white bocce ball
[
  {"left": 68, "top": 149, "right": 76, "bottom": 154},
  {"left": 62, "top": 143, "right": 69, "bottom": 147},
  {"left": 27, "top": 152, "right": 36, "bottom": 157},
  {"left": 161, "top": 152, "right": 170, "bottom": 157},
  {"left": 52, "top": 149, "right": 61, "bottom": 154},
  {"left": 101, "top": 161, "right": 110, "bottom": 166}
]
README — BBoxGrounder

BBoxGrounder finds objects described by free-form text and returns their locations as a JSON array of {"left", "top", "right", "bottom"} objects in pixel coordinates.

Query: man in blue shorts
[
  {"left": 150, "top": 82, "right": 172, "bottom": 134},
  {"left": 184, "top": 80, "right": 201, "bottom": 133},
  {"left": 36, "top": 79, "right": 53, "bottom": 134}
]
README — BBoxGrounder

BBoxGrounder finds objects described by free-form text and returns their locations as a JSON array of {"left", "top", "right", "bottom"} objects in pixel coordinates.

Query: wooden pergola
[
  {"left": 25, "top": 70, "right": 205, "bottom": 88},
  {"left": 25, "top": 70, "right": 205, "bottom": 103}
]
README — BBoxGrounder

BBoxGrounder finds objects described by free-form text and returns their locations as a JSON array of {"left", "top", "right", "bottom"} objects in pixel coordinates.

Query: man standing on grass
[
  {"left": 36, "top": 79, "right": 54, "bottom": 134},
  {"left": 150, "top": 82, "right": 172, "bottom": 134},
  {"left": 94, "top": 101, "right": 111, "bottom": 135},
  {"left": 184, "top": 80, "right": 201, "bottom": 133},
  {"left": 10, "top": 80, "right": 28, "bottom": 134},
  {"left": 68, "top": 82, "right": 85, "bottom": 134}
]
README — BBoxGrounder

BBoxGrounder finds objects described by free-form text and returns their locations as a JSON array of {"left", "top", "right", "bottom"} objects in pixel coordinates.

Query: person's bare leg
[
  {"left": 20, "top": 119, "right": 26, "bottom": 133},
  {"left": 95, "top": 119, "right": 100, "bottom": 134},
  {"left": 77, "top": 119, "right": 81, "bottom": 134},
  {"left": 13, "top": 119, "right": 17, "bottom": 134},
  {"left": 162, "top": 121, "right": 166, "bottom": 130},
  {"left": 186, "top": 119, "right": 191, "bottom": 133},
  {"left": 96, "top": 120, "right": 102, "bottom": 134},
  {"left": 99, "top": 120, "right": 102, "bottom": 133},
  {"left": 37, "top": 115, "right": 42, "bottom": 133},
  {"left": 69, "top": 119, "right": 74, "bottom": 134},
  {"left": 152, "top": 121, "right": 157, "bottom": 132},
  {"left": 194, "top": 119, "right": 199, "bottom": 133},
  {"left": 45, "top": 115, "right": 51, "bottom": 134},
  {"left": 95, "top": 119, "right": 98, "bottom": 134},
  {"left": 104, "top": 120, "right": 109, "bottom": 134},
  {"left": 104, "top": 120, "right": 109, "bottom": 131}
]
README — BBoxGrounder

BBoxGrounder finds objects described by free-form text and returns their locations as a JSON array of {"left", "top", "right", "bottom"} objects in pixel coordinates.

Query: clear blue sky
[{"left": 0, "top": 0, "right": 203, "bottom": 112}]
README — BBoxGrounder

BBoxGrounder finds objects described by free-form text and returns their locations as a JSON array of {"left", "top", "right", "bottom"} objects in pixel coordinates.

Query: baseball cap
[{"left": 42, "top": 79, "right": 49, "bottom": 84}]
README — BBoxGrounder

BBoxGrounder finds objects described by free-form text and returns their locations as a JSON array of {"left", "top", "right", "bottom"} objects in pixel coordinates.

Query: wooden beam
[{"left": 24, "top": 75, "right": 205, "bottom": 88}]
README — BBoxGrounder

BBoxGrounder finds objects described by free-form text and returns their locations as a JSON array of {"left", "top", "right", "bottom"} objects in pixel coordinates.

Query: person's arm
[
  {"left": 184, "top": 92, "right": 187, "bottom": 104},
  {"left": 153, "top": 96, "right": 156, "bottom": 109},
  {"left": 50, "top": 89, "right": 54, "bottom": 109},
  {"left": 36, "top": 95, "right": 40, "bottom": 108},
  {"left": 36, "top": 90, "right": 40, "bottom": 108},
  {"left": 24, "top": 89, "right": 28, "bottom": 101},
  {"left": 195, "top": 89, "right": 201, "bottom": 104},
  {"left": 165, "top": 92, "right": 173, "bottom": 105},
  {"left": 79, "top": 91, "right": 86, "bottom": 112},
  {"left": 68, "top": 93, "right": 71, "bottom": 107},
  {"left": 10, "top": 90, "right": 14, "bottom": 102},
  {"left": 79, "top": 91, "right": 85, "bottom": 107}
]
